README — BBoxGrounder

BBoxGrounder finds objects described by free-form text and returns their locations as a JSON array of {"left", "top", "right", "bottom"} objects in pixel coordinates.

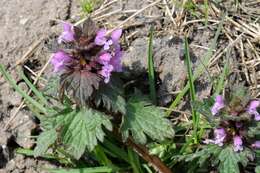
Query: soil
[{"left": 0, "top": 0, "right": 259, "bottom": 172}]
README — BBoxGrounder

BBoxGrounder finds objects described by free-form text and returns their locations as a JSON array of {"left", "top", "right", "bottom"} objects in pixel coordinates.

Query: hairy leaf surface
[
  {"left": 34, "top": 129, "right": 57, "bottom": 157},
  {"left": 62, "top": 108, "right": 112, "bottom": 159},
  {"left": 60, "top": 68, "right": 102, "bottom": 105},
  {"left": 175, "top": 144, "right": 221, "bottom": 167},
  {"left": 94, "top": 76, "right": 126, "bottom": 114},
  {"left": 121, "top": 94, "right": 174, "bottom": 144},
  {"left": 43, "top": 75, "right": 60, "bottom": 98},
  {"left": 218, "top": 146, "right": 253, "bottom": 173}
]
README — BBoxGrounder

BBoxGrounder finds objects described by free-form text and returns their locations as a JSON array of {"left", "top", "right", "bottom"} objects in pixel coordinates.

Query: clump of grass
[{"left": 80, "top": 0, "right": 101, "bottom": 14}]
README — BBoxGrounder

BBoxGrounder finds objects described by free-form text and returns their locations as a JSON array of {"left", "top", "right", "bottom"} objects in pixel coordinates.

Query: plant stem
[
  {"left": 112, "top": 128, "right": 173, "bottom": 173},
  {"left": 126, "top": 138, "right": 173, "bottom": 173}
]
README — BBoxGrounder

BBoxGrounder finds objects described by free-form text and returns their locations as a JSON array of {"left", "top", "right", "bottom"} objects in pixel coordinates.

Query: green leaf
[
  {"left": 147, "top": 26, "right": 156, "bottom": 104},
  {"left": 34, "top": 129, "right": 57, "bottom": 157},
  {"left": 183, "top": 37, "right": 199, "bottom": 144},
  {"left": 62, "top": 108, "right": 112, "bottom": 159},
  {"left": 128, "top": 148, "right": 144, "bottom": 173},
  {"left": 16, "top": 148, "right": 57, "bottom": 160},
  {"left": 192, "top": 98, "right": 216, "bottom": 125},
  {"left": 46, "top": 166, "right": 114, "bottom": 173},
  {"left": 94, "top": 76, "right": 126, "bottom": 114},
  {"left": 218, "top": 146, "right": 251, "bottom": 173},
  {"left": 255, "top": 166, "right": 260, "bottom": 173},
  {"left": 43, "top": 75, "right": 60, "bottom": 98},
  {"left": 121, "top": 93, "right": 174, "bottom": 144},
  {"left": 175, "top": 144, "right": 221, "bottom": 167}
]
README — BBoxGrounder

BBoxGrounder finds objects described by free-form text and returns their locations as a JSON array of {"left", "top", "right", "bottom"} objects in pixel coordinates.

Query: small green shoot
[
  {"left": 214, "top": 54, "right": 230, "bottom": 95},
  {"left": 183, "top": 37, "right": 199, "bottom": 143},
  {"left": 147, "top": 26, "right": 156, "bottom": 104},
  {"left": 80, "top": 0, "right": 101, "bottom": 14},
  {"left": 204, "top": 0, "right": 209, "bottom": 26}
]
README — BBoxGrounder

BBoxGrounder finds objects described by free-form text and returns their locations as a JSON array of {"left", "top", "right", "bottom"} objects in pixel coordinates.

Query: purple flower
[
  {"left": 204, "top": 128, "right": 226, "bottom": 146},
  {"left": 109, "top": 47, "right": 123, "bottom": 72},
  {"left": 111, "top": 29, "right": 122, "bottom": 43},
  {"left": 51, "top": 51, "right": 72, "bottom": 72},
  {"left": 252, "top": 141, "right": 260, "bottom": 148},
  {"left": 233, "top": 135, "right": 243, "bottom": 152},
  {"left": 211, "top": 95, "right": 225, "bottom": 115},
  {"left": 247, "top": 100, "right": 260, "bottom": 121},
  {"left": 213, "top": 128, "right": 226, "bottom": 146},
  {"left": 98, "top": 53, "right": 112, "bottom": 65},
  {"left": 58, "top": 22, "right": 75, "bottom": 44},
  {"left": 95, "top": 29, "right": 122, "bottom": 50},
  {"left": 99, "top": 64, "right": 114, "bottom": 83}
]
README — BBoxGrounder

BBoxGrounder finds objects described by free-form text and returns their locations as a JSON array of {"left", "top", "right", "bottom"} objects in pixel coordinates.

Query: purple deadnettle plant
[
  {"left": 50, "top": 18, "right": 123, "bottom": 105},
  {"left": 185, "top": 84, "right": 260, "bottom": 172},
  {"left": 200, "top": 85, "right": 260, "bottom": 154}
]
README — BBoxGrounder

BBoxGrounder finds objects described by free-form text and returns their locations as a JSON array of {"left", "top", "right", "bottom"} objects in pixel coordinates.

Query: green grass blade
[
  {"left": 143, "top": 164, "right": 153, "bottom": 173},
  {"left": 128, "top": 148, "right": 144, "bottom": 173},
  {"left": 204, "top": 0, "right": 208, "bottom": 26},
  {"left": 16, "top": 148, "right": 56, "bottom": 160},
  {"left": 147, "top": 26, "right": 156, "bottom": 104},
  {"left": 19, "top": 70, "right": 48, "bottom": 106},
  {"left": 102, "top": 139, "right": 130, "bottom": 163},
  {"left": 93, "top": 145, "right": 120, "bottom": 171},
  {"left": 0, "top": 65, "right": 46, "bottom": 114},
  {"left": 46, "top": 166, "right": 114, "bottom": 173},
  {"left": 166, "top": 14, "right": 224, "bottom": 116},
  {"left": 214, "top": 54, "right": 230, "bottom": 95},
  {"left": 184, "top": 37, "right": 199, "bottom": 142}
]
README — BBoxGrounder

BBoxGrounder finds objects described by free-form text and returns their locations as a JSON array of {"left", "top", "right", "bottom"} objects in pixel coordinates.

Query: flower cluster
[
  {"left": 51, "top": 21, "right": 123, "bottom": 83},
  {"left": 95, "top": 28, "right": 123, "bottom": 83},
  {"left": 49, "top": 19, "right": 123, "bottom": 104},
  {"left": 204, "top": 94, "right": 260, "bottom": 152}
]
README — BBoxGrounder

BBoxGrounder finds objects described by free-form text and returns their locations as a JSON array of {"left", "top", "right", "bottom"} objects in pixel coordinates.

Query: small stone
[{"left": 20, "top": 18, "right": 29, "bottom": 25}]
